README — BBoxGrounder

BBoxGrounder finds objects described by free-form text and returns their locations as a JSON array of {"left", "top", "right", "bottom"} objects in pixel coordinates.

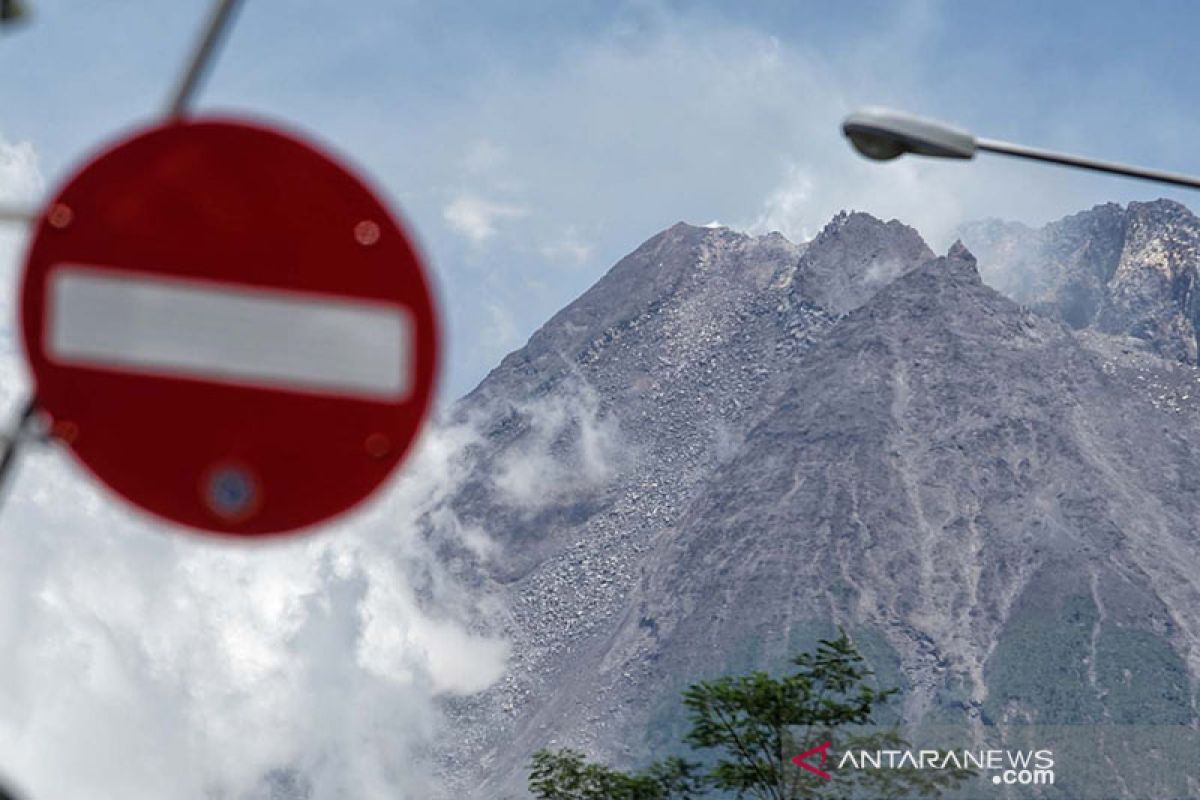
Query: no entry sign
[{"left": 19, "top": 118, "right": 439, "bottom": 535}]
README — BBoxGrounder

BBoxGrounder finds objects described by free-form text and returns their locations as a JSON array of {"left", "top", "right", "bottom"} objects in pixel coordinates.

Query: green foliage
[
  {"left": 681, "top": 631, "right": 892, "bottom": 798},
  {"left": 528, "top": 749, "right": 704, "bottom": 800},
  {"left": 528, "top": 631, "right": 972, "bottom": 800},
  {"left": 983, "top": 590, "right": 1103, "bottom": 724},
  {"left": 1094, "top": 627, "right": 1190, "bottom": 724}
]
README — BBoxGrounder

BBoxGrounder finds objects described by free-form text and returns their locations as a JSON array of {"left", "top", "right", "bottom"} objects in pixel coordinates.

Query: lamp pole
[{"left": 842, "top": 107, "right": 1200, "bottom": 191}]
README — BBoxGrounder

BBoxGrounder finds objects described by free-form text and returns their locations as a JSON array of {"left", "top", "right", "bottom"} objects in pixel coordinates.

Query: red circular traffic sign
[{"left": 20, "top": 118, "right": 439, "bottom": 536}]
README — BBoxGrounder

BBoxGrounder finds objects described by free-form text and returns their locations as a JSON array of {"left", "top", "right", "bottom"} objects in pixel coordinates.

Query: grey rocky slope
[{"left": 437, "top": 204, "right": 1200, "bottom": 798}]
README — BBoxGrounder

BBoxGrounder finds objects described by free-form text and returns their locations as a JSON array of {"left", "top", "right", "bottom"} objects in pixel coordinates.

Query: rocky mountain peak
[
  {"left": 959, "top": 198, "right": 1200, "bottom": 362},
  {"left": 795, "top": 210, "right": 935, "bottom": 316},
  {"left": 465, "top": 222, "right": 801, "bottom": 407},
  {"left": 1126, "top": 197, "right": 1194, "bottom": 222},
  {"left": 1114, "top": 199, "right": 1200, "bottom": 281},
  {"left": 946, "top": 238, "right": 975, "bottom": 263}
]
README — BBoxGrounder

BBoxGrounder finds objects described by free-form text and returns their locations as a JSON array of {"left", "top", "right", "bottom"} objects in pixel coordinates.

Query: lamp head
[{"left": 842, "top": 107, "right": 977, "bottom": 161}]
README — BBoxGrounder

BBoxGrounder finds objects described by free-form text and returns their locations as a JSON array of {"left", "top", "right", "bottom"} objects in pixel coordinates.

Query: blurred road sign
[{"left": 20, "top": 118, "right": 439, "bottom": 535}]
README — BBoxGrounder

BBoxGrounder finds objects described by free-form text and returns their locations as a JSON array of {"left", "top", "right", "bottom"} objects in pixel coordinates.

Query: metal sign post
[
  {"left": 166, "top": 0, "right": 244, "bottom": 118},
  {"left": 0, "top": 398, "right": 41, "bottom": 501}
]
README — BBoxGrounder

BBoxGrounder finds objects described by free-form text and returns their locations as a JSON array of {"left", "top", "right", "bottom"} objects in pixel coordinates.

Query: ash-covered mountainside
[{"left": 439, "top": 204, "right": 1200, "bottom": 799}]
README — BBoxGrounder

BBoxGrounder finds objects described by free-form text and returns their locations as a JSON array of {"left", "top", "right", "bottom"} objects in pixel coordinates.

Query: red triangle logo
[{"left": 792, "top": 741, "right": 833, "bottom": 780}]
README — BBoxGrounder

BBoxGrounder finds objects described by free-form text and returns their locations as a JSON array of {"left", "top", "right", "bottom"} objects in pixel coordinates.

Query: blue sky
[{"left": 5, "top": 0, "right": 1200, "bottom": 399}]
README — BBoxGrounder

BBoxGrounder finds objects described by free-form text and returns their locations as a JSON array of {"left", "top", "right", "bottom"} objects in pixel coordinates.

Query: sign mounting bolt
[
  {"left": 205, "top": 465, "right": 258, "bottom": 521},
  {"left": 365, "top": 432, "right": 392, "bottom": 458},
  {"left": 355, "top": 220, "right": 381, "bottom": 246},
  {"left": 48, "top": 204, "right": 73, "bottom": 229}
]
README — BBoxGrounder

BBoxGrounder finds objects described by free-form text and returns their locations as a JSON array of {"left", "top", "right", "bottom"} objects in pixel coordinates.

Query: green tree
[
  {"left": 528, "top": 750, "right": 704, "bottom": 800},
  {"left": 528, "top": 631, "right": 971, "bottom": 799}
]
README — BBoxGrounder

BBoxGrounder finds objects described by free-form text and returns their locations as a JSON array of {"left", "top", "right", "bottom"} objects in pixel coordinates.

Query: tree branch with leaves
[{"left": 528, "top": 631, "right": 972, "bottom": 800}]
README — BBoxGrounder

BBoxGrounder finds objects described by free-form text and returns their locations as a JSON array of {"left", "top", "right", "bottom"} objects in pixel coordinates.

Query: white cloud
[
  {"left": 0, "top": 416, "right": 510, "bottom": 800},
  {"left": 0, "top": 136, "right": 42, "bottom": 314},
  {"left": 492, "top": 378, "right": 622, "bottom": 510},
  {"left": 538, "top": 225, "right": 592, "bottom": 267},
  {"left": 0, "top": 133, "right": 508, "bottom": 800},
  {"left": 746, "top": 162, "right": 817, "bottom": 242},
  {"left": 0, "top": 138, "right": 42, "bottom": 203},
  {"left": 442, "top": 193, "right": 528, "bottom": 245}
]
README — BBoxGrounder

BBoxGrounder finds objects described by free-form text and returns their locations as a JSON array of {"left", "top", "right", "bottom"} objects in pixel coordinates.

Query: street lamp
[{"left": 842, "top": 107, "right": 1200, "bottom": 191}]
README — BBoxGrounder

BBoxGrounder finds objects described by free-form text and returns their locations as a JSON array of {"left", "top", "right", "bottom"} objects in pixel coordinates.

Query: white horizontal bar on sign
[{"left": 47, "top": 266, "right": 411, "bottom": 401}]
